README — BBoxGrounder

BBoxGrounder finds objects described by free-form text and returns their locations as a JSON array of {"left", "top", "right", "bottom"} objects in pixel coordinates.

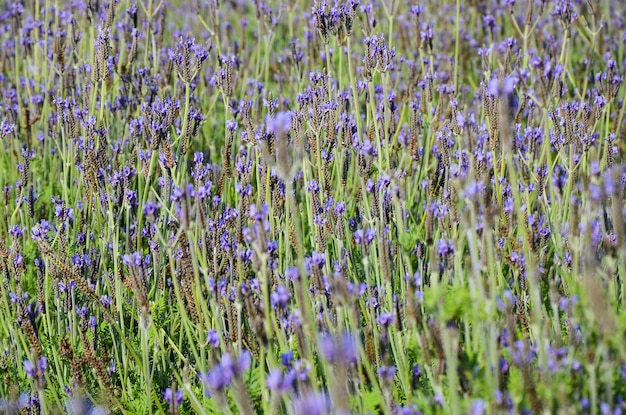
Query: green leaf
[{"left": 442, "top": 285, "right": 473, "bottom": 321}]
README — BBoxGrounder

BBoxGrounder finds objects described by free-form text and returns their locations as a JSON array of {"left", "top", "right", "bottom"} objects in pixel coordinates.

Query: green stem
[{"left": 453, "top": 0, "right": 461, "bottom": 91}]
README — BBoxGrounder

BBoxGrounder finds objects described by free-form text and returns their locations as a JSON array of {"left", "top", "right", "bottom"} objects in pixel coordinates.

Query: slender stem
[
  {"left": 346, "top": 37, "right": 362, "bottom": 139},
  {"left": 453, "top": 0, "right": 461, "bottom": 92}
]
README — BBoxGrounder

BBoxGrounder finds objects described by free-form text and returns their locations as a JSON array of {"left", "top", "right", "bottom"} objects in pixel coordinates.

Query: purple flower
[
  {"left": 378, "top": 365, "right": 396, "bottom": 382},
  {"left": 293, "top": 392, "right": 330, "bottom": 415},
  {"left": 286, "top": 266, "right": 300, "bottom": 282},
  {"left": 281, "top": 351, "right": 294, "bottom": 369},
  {"left": 143, "top": 201, "right": 160, "bottom": 217},
  {"left": 487, "top": 75, "right": 517, "bottom": 97},
  {"left": 266, "top": 111, "right": 292, "bottom": 136},
  {"left": 339, "top": 333, "right": 359, "bottom": 364},
  {"left": 320, "top": 334, "right": 337, "bottom": 362},
  {"left": 271, "top": 286, "right": 291, "bottom": 309},
  {"left": 319, "top": 332, "right": 358, "bottom": 365},
  {"left": 219, "top": 350, "right": 251, "bottom": 380},
  {"left": 552, "top": 0, "right": 578, "bottom": 24},
  {"left": 23, "top": 360, "right": 36, "bottom": 378},
  {"left": 199, "top": 351, "right": 251, "bottom": 395},
  {"left": 600, "top": 403, "right": 610, "bottom": 415},
  {"left": 169, "top": 36, "right": 209, "bottom": 82},
  {"left": 9, "top": 225, "right": 23, "bottom": 238},
  {"left": 30, "top": 225, "right": 46, "bottom": 241},
  {"left": 581, "top": 398, "right": 590, "bottom": 410},
  {"left": 470, "top": 400, "right": 486, "bottom": 415},
  {"left": 359, "top": 140, "right": 377, "bottom": 156},
  {"left": 266, "top": 369, "right": 295, "bottom": 394},
  {"left": 482, "top": 14, "right": 496, "bottom": 31},
  {"left": 249, "top": 203, "right": 269, "bottom": 221},
  {"left": 306, "top": 180, "right": 320, "bottom": 194},
  {"left": 100, "top": 295, "right": 111, "bottom": 308},
  {"left": 122, "top": 252, "right": 143, "bottom": 267},
  {"left": 163, "top": 388, "right": 183, "bottom": 406},
  {"left": 354, "top": 229, "right": 364, "bottom": 244},
  {"left": 226, "top": 120, "right": 238, "bottom": 132},
  {"left": 201, "top": 369, "right": 231, "bottom": 394},
  {"left": 206, "top": 330, "right": 220, "bottom": 348},
  {"left": 266, "top": 369, "right": 284, "bottom": 390},
  {"left": 377, "top": 312, "right": 394, "bottom": 328},
  {"left": 437, "top": 239, "right": 454, "bottom": 257},
  {"left": 463, "top": 180, "right": 483, "bottom": 200},
  {"left": 1, "top": 120, "right": 15, "bottom": 137},
  {"left": 193, "top": 152, "right": 204, "bottom": 165},
  {"left": 354, "top": 228, "right": 376, "bottom": 246},
  {"left": 23, "top": 356, "right": 46, "bottom": 381},
  {"left": 335, "top": 201, "right": 346, "bottom": 215}
]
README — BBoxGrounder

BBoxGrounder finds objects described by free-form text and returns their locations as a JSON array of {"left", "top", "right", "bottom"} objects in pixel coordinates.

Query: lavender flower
[
  {"left": 23, "top": 356, "right": 47, "bottom": 388},
  {"left": 163, "top": 388, "right": 183, "bottom": 406},
  {"left": 266, "top": 111, "right": 292, "bottom": 136},
  {"left": 266, "top": 369, "right": 295, "bottom": 394},
  {"left": 293, "top": 392, "right": 331, "bottom": 415}
]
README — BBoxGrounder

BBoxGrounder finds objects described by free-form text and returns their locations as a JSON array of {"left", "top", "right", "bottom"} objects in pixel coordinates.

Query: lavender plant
[{"left": 1, "top": 0, "right": 625, "bottom": 414}]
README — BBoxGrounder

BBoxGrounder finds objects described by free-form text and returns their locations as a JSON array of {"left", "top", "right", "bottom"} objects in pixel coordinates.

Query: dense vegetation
[{"left": 1, "top": 0, "right": 625, "bottom": 414}]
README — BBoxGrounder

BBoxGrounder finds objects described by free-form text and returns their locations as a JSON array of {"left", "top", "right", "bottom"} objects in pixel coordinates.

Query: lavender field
[{"left": 1, "top": 0, "right": 625, "bottom": 414}]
